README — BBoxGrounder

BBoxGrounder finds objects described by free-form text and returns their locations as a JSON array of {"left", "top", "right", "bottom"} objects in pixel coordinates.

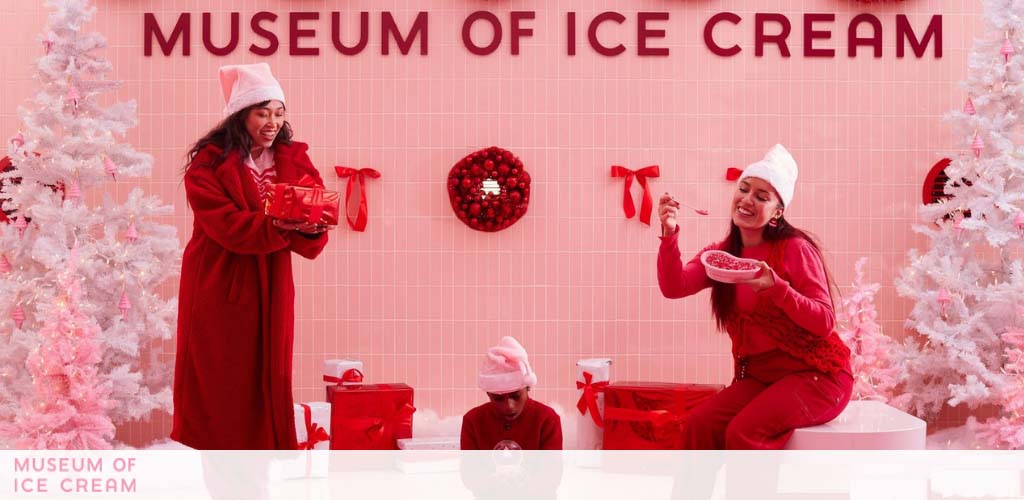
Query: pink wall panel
[{"left": 0, "top": 0, "right": 979, "bottom": 445}]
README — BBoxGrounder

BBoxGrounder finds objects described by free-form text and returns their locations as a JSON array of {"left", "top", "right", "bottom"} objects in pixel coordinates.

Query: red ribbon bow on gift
[
  {"left": 576, "top": 371, "right": 609, "bottom": 429},
  {"left": 297, "top": 403, "right": 330, "bottom": 450},
  {"left": 323, "top": 368, "right": 364, "bottom": 385},
  {"left": 273, "top": 174, "right": 328, "bottom": 224},
  {"left": 362, "top": 403, "right": 417, "bottom": 446},
  {"left": 334, "top": 166, "right": 381, "bottom": 232},
  {"left": 610, "top": 165, "right": 660, "bottom": 225}
]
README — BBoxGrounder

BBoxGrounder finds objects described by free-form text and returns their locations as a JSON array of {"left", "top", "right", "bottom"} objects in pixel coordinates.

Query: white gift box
[
  {"left": 294, "top": 402, "right": 331, "bottom": 451},
  {"left": 575, "top": 358, "right": 612, "bottom": 451},
  {"left": 397, "top": 437, "right": 460, "bottom": 450},
  {"left": 268, "top": 403, "right": 331, "bottom": 480},
  {"left": 395, "top": 437, "right": 461, "bottom": 474},
  {"left": 323, "top": 358, "right": 364, "bottom": 387}
]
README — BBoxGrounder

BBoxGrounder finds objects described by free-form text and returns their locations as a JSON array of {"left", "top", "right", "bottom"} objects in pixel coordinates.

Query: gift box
[
  {"left": 295, "top": 402, "right": 331, "bottom": 450},
  {"left": 396, "top": 437, "right": 460, "bottom": 450},
  {"left": 395, "top": 438, "right": 460, "bottom": 474},
  {"left": 323, "top": 358, "right": 364, "bottom": 399},
  {"left": 328, "top": 383, "right": 415, "bottom": 450},
  {"left": 575, "top": 358, "right": 612, "bottom": 451},
  {"left": 268, "top": 403, "right": 331, "bottom": 480},
  {"left": 265, "top": 174, "right": 340, "bottom": 226},
  {"left": 602, "top": 382, "right": 722, "bottom": 450}
]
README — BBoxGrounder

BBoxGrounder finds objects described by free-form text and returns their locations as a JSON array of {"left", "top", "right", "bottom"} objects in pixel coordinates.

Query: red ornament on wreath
[{"left": 447, "top": 146, "right": 530, "bottom": 232}]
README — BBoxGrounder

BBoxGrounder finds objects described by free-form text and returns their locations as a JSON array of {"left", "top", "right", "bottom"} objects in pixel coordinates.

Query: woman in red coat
[{"left": 172, "top": 63, "right": 330, "bottom": 449}]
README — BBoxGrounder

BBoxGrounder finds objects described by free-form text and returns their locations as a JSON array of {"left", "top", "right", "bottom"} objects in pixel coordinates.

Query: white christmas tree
[
  {"left": 895, "top": 0, "right": 1024, "bottom": 420},
  {"left": 838, "top": 258, "right": 909, "bottom": 408},
  {"left": 0, "top": 0, "right": 179, "bottom": 447}
]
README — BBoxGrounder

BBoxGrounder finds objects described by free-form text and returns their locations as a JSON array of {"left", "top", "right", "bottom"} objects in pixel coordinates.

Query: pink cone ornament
[
  {"left": 118, "top": 291, "right": 131, "bottom": 320},
  {"left": 963, "top": 97, "right": 976, "bottom": 115},
  {"left": 938, "top": 288, "right": 953, "bottom": 313},
  {"left": 1001, "top": 37, "right": 1015, "bottom": 63},
  {"left": 9, "top": 132, "right": 24, "bottom": 149},
  {"left": 1015, "top": 212, "right": 1024, "bottom": 232},
  {"left": 971, "top": 133, "right": 985, "bottom": 158},
  {"left": 12, "top": 305, "right": 25, "bottom": 329},
  {"left": 14, "top": 215, "right": 27, "bottom": 237},
  {"left": 0, "top": 255, "right": 10, "bottom": 274},
  {"left": 66, "top": 85, "right": 81, "bottom": 107},
  {"left": 66, "top": 181, "right": 81, "bottom": 201},
  {"left": 103, "top": 156, "right": 117, "bottom": 180},
  {"left": 124, "top": 223, "right": 138, "bottom": 243}
]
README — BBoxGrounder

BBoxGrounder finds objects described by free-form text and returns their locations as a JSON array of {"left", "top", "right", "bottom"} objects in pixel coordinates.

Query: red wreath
[{"left": 447, "top": 147, "right": 531, "bottom": 232}]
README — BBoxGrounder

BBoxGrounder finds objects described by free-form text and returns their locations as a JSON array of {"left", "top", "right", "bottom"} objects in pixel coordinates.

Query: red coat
[{"left": 171, "top": 141, "right": 329, "bottom": 449}]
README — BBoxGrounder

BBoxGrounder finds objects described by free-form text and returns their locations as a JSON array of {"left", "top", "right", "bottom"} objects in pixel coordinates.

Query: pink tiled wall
[{"left": 0, "top": 1, "right": 981, "bottom": 446}]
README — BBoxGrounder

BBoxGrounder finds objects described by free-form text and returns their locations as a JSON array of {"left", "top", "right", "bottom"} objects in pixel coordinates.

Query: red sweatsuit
[
  {"left": 658, "top": 230, "right": 852, "bottom": 449},
  {"left": 172, "top": 141, "right": 329, "bottom": 450},
  {"left": 461, "top": 399, "right": 563, "bottom": 450}
]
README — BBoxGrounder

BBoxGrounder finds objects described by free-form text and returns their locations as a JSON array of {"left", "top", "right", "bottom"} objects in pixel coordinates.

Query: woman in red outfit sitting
[
  {"left": 172, "top": 63, "right": 330, "bottom": 449},
  {"left": 657, "top": 144, "right": 852, "bottom": 450},
  {"left": 461, "top": 336, "right": 563, "bottom": 450}
]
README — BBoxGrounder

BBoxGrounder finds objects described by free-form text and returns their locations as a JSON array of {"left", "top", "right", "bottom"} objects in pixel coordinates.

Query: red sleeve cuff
[{"left": 759, "top": 269, "right": 790, "bottom": 302}]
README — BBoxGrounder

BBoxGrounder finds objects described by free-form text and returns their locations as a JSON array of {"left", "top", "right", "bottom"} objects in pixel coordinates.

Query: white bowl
[{"left": 700, "top": 250, "right": 762, "bottom": 283}]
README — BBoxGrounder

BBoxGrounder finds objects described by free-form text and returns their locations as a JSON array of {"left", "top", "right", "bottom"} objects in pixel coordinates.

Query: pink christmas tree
[
  {"left": 974, "top": 307, "right": 1024, "bottom": 449},
  {"left": 838, "top": 258, "right": 909, "bottom": 408},
  {"left": 0, "top": 249, "right": 116, "bottom": 449}
]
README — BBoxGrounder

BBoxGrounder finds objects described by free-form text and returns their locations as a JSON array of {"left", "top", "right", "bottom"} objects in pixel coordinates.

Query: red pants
[{"left": 682, "top": 350, "right": 853, "bottom": 450}]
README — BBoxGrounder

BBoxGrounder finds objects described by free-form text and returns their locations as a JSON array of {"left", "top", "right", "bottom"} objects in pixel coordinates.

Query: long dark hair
[
  {"left": 183, "top": 100, "right": 293, "bottom": 171},
  {"left": 710, "top": 215, "right": 839, "bottom": 331}
]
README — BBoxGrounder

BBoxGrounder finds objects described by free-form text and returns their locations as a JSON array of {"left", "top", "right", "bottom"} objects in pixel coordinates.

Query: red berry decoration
[{"left": 448, "top": 147, "right": 531, "bottom": 232}]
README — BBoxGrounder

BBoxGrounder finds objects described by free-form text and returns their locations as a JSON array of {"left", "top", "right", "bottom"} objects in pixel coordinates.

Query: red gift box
[
  {"left": 265, "top": 174, "right": 340, "bottom": 226},
  {"left": 327, "top": 383, "right": 415, "bottom": 450},
  {"left": 602, "top": 382, "right": 722, "bottom": 450}
]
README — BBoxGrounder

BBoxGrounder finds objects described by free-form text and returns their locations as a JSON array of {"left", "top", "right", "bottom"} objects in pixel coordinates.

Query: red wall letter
[
  {"left": 144, "top": 12, "right": 190, "bottom": 56},
  {"left": 249, "top": 11, "right": 278, "bottom": 56},
  {"left": 703, "top": 12, "right": 740, "bottom": 57},
  {"left": 332, "top": 12, "right": 369, "bottom": 55},
  {"left": 289, "top": 12, "right": 319, "bottom": 56},
  {"left": 755, "top": 13, "right": 791, "bottom": 57},
  {"left": 848, "top": 14, "right": 882, "bottom": 58},
  {"left": 510, "top": 11, "right": 535, "bottom": 55},
  {"left": 202, "top": 12, "right": 239, "bottom": 56},
  {"left": 462, "top": 11, "right": 502, "bottom": 55},
  {"left": 588, "top": 11, "right": 626, "bottom": 57},
  {"left": 382, "top": 12, "right": 429, "bottom": 55},
  {"left": 803, "top": 13, "right": 834, "bottom": 58},
  {"left": 638, "top": 12, "right": 669, "bottom": 57},
  {"left": 897, "top": 14, "right": 942, "bottom": 58}
]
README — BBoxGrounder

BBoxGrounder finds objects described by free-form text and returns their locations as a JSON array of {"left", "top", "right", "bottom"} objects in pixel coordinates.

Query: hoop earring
[{"left": 768, "top": 218, "right": 779, "bottom": 228}]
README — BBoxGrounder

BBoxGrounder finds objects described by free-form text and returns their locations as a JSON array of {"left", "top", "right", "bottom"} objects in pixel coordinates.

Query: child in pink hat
[
  {"left": 172, "top": 63, "right": 331, "bottom": 450},
  {"left": 460, "top": 336, "right": 563, "bottom": 450}
]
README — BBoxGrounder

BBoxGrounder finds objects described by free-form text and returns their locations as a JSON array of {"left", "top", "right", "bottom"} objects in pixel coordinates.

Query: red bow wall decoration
[
  {"left": 334, "top": 166, "right": 381, "bottom": 232},
  {"left": 611, "top": 165, "right": 660, "bottom": 225}
]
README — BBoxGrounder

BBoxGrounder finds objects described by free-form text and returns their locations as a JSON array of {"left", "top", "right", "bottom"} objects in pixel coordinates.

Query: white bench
[{"left": 785, "top": 400, "right": 927, "bottom": 450}]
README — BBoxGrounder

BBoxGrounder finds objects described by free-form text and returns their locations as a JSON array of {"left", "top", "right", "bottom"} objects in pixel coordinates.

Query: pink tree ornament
[
  {"left": 11, "top": 305, "right": 25, "bottom": 329},
  {"left": 118, "top": 291, "right": 131, "bottom": 320}
]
